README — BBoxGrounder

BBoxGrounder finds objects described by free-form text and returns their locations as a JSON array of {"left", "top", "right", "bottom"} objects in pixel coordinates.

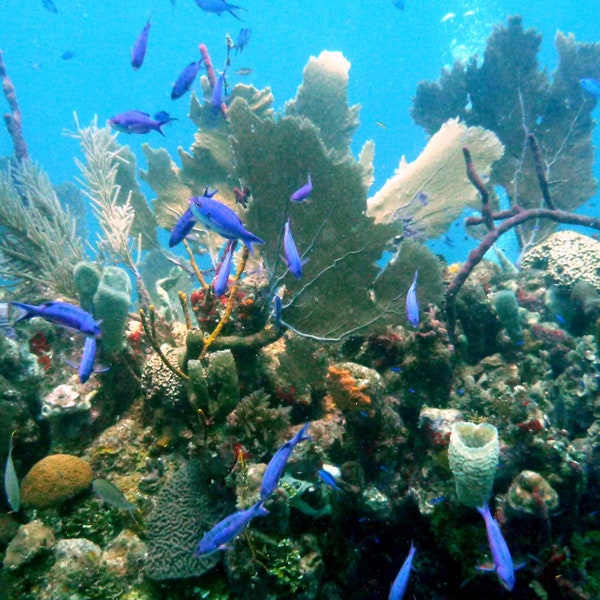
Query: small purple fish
[
  {"left": 212, "top": 68, "right": 228, "bottom": 109},
  {"left": 169, "top": 207, "right": 197, "bottom": 247},
  {"left": 260, "top": 423, "right": 311, "bottom": 500},
  {"left": 283, "top": 219, "right": 307, "bottom": 279},
  {"left": 195, "top": 0, "right": 245, "bottom": 20},
  {"left": 108, "top": 110, "right": 176, "bottom": 136},
  {"left": 477, "top": 503, "right": 516, "bottom": 591},
  {"left": 193, "top": 500, "right": 268, "bottom": 555},
  {"left": 131, "top": 19, "right": 151, "bottom": 70},
  {"left": 406, "top": 270, "right": 419, "bottom": 327},
  {"left": 290, "top": 173, "right": 312, "bottom": 203},
  {"left": 189, "top": 189, "right": 264, "bottom": 254},
  {"left": 234, "top": 28, "right": 252, "bottom": 54},
  {"left": 171, "top": 60, "right": 203, "bottom": 100},
  {"left": 389, "top": 542, "right": 416, "bottom": 600},
  {"left": 11, "top": 301, "right": 102, "bottom": 337},
  {"left": 213, "top": 240, "right": 237, "bottom": 297}
]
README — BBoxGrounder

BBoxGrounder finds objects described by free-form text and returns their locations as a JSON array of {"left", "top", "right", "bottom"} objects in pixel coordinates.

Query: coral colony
[{"left": 1, "top": 14, "right": 600, "bottom": 600}]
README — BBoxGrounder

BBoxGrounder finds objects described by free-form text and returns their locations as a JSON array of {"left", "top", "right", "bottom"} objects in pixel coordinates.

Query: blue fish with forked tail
[
  {"left": 389, "top": 541, "right": 416, "bottom": 600},
  {"left": 283, "top": 219, "right": 307, "bottom": 279},
  {"left": 195, "top": 0, "right": 245, "bottom": 20},
  {"left": 193, "top": 500, "right": 268, "bottom": 555},
  {"left": 131, "top": 19, "right": 151, "bottom": 70},
  {"left": 10, "top": 301, "right": 102, "bottom": 338},
  {"left": 109, "top": 110, "right": 177, "bottom": 136},
  {"left": 477, "top": 502, "right": 516, "bottom": 591},
  {"left": 260, "top": 423, "right": 311, "bottom": 500},
  {"left": 171, "top": 60, "right": 203, "bottom": 100},
  {"left": 189, "top": 189, "right": 264, "bottom": 254}
]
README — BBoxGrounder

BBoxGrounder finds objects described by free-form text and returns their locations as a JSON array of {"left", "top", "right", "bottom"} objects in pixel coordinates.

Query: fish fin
[
  {"left": 64, "top": 358, "right": 79, "bottom": 370},
  {"left": 476, "top": 561, "right": 495, "bottom": 573}
]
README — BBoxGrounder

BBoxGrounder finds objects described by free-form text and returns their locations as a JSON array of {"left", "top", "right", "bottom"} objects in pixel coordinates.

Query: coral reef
[{"left": 20, "top": 454, "right": 93, "bottom": 509}]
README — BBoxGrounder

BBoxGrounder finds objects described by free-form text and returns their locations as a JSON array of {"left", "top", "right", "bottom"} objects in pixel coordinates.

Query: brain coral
[
  {"left": 145, "top": 460, "right": 229, "bottom": 580},
  {"left": 20, "top": 454, "right": 93, "bottom": 509}
]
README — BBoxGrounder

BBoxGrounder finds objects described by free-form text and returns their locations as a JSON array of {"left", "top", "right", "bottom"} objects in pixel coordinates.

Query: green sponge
[
  {"left": 73, "top": 261, "right": 102, "bottom": 313},
  {"left": 448, "top": 421, "right": 499, "bottom": 508},
  {"left": 93, "top": 266, "right": 131, "bottom": 355}
]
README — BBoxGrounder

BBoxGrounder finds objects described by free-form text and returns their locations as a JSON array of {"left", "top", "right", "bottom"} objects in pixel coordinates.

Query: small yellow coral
[{"left": 326, "top": 365, "right": 371, "bottom": 412}]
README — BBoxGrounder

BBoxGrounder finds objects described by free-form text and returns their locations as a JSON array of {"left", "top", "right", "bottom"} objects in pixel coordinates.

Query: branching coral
[
  {"left": 70, "top": 116, "right": 156, "bottom": 303},
  {"left": 0, "top": 160, "right": 85, "bottom": 298}
]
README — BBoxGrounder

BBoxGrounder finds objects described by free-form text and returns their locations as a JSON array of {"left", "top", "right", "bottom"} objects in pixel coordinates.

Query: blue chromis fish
[
  {"left": 41, "top": 0, "right": 58, "bottom": 13},
  {"left": 477, "top": 502, "right": 516, "bottom": 591},
  {"left": 189, "top": 189, "right": 264, "bottom": 254},
  {"left": 283, "top": 219, "right": 307, "bottom": 279},
  {"left": 169, "top": 207, "right": 197, "bottom": 247},
  {"left": 392, "top": 0, "right": 405, "bottom": 10},
  {"left": 193, "top": 500, "right": 268, "bottom": 555},
  {"left": 260, "top": 423, "right": 311, "bottom": 500},
  {"left": 131, "top": 18, "right": 151, "bottom": 70},
  {"left": 580, "top": 78, "right": 600, "bottom": 99},
  {"left": 290, "top": 173, "right": 312, "bottom": 203},
  {"left": 211, "top": 68, "right": 228, "bottom": 110},
  {"left": 318, "top": 468, "right": 342, "bottom": 492},
  {"left": 406, "top": 270, "right": 419, "bottom": 327},
  {"left": 109, "top": 110, "right": 177, "bottom": 136},
  {"left": 213, "top": 240, "right": 237, "bottom": 297},
  {"left": 65, "top": 336, "right": 108, "bottom": 384},
  {"left": 10, "top": 301, "right": 102, "bottom": 338},
  {"left": 171, "top": 60, "right": 203, "bottom": 100},
  {"left": 194, "top": 0, "right": 245, "bottom": 20},
  {"left": 389, "top": 542, "right": 416, "bottom": 600},
  {"left": 235, "top": 28, "right": 252, "bottom": 54},
  {"left": 4, "top": 431, "right": 20, "bottom": 513},
  {"left": 92, "top": 478, "right": 139, "bottom": 523}
]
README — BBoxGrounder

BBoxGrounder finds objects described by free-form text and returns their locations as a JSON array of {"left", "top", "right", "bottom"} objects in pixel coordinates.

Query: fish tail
[{"left": 242, "top": 232, "right": 265, "bottom": 255}]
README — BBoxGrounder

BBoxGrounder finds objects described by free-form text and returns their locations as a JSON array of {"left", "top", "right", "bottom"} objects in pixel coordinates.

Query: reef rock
[
  {"left": 521, "top": 231, "right": 600, "bottom": 290},
  {"left": 3, "top": 520, "right": 55, "bottom": 570}
]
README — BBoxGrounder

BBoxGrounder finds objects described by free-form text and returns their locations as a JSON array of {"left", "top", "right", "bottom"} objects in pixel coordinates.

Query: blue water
[{"left": 1, "top": 0, "right": 598, "bottom": 213}]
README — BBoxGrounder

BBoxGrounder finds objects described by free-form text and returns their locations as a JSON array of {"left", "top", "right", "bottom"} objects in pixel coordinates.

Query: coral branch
[
  {"left": 199, "top": 246, "right": 249, "bottom": 359},
  {"left": 198, "top": 43, "right": 227, "bottom": 118},
  {"left": 0, "top": 50, "right": 28, "bottom": 160},
  {"left": 445, "top": 137, "right": 600, "bottom": 334},
  {"left": 463, "top": 147, "right": 493, "bottom": 231}
]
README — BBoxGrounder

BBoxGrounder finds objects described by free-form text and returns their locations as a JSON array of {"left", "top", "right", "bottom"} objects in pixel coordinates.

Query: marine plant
[
  {"left": 412, "top": 15, "right": 600, "bottom": 250},
  {"left": 0, "top": 160, "right": 85, "bottom": 298}
]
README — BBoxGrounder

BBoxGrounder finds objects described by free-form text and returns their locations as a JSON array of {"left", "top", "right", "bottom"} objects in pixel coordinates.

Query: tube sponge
[
  {"left": 93, "top": 266, "right": 131, "bottom": 355},
  {"left": 448, "top": 421, "right": 499, "bottom": 508}
]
